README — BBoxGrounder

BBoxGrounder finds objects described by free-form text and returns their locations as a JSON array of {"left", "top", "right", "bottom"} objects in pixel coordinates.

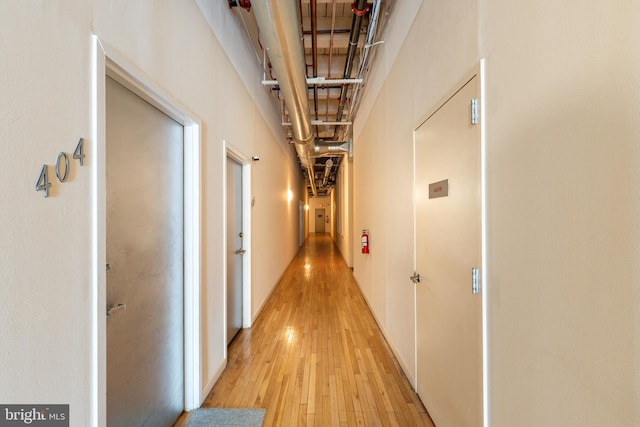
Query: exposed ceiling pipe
[
  {"left": 325, "top": 0, "right": 337, "bottom": 122},
  {"left": 252, "top": 0, "right": 317, "bottom": 196},
  {"left": 322, "top": 159, "right": 333, "bottom": 187},
  {"left": 314, "top": 141, "right": 351, "bottom": 155},
  {"left": 333, "top": 0, "right": 369, "bottom": 140},
  {"left": 346, "top": 0, "right": 384, "bottom": 137},
  {"left": 311, "top": 0, "right": 319, "bottom": 123}
]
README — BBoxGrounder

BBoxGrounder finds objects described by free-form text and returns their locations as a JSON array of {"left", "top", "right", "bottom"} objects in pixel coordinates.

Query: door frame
[
  {"left": 412, "top": 60, "right": 488, "bottom": 426},
  {"left": 299, "top": 200, "right": 304, "bottom": 246},
  {"left": 225, "top": 143, "right": 253, "bottom": 338},
  {"left": 91, "top": 36, "right": 203, "bottom": 425}
]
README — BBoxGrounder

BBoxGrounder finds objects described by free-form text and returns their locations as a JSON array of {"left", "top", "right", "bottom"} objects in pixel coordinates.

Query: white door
[
  {"left": 226, "top": 157, "right": 244, "bottom": 344},
  {"left": 414, "top": 75, "right": 482, "bottom": 426},
  {"left": 106, "top": 76, "right": 184, "bottom": 426}
]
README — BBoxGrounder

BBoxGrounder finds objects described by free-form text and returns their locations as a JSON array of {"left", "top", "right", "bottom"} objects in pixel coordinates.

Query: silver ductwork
[
  {"left": 314, "top": 141, "right": 352, "bottom": 156},
  {"left": 252, "top": 0, "right": 318, "bottom": 196},
  {"left": 322, "top": 159, "right": 333, "bottom": 187}
]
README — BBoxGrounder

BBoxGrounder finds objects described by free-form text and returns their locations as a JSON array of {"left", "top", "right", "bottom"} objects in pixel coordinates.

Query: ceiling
[{"left": 228, "top": 0, "right": 394, "bottom": 197}]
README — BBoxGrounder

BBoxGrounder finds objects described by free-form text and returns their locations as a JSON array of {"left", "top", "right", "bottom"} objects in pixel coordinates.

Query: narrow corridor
[{"left": 196, "top": 234, "right": 434, "bottom": 426}]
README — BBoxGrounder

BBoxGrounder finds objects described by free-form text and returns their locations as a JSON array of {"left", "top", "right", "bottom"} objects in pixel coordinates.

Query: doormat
[{"left": 186, "top": 408, "right": 266, "bottom": 427}]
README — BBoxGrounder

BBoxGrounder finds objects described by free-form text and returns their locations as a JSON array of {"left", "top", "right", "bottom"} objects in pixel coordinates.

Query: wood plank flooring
[{"left": 178, "top": 233, "right": 434, "bottom": 426}]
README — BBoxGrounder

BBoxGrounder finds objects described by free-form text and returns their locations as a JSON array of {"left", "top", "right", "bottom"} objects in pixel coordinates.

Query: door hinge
[
  {"left": 472, "top": 268, "right": 480, "bottom": 294},
  {"left": 471, "top": 98, "right": 478, "bottom": 125}
]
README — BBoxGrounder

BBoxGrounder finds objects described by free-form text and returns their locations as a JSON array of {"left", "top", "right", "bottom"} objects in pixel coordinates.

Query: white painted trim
[
  {"left": 299, "top": 200, "right": 304, "bottom": 247},
  {"left": 479, "top": 57, "right": 489, "bottom": 427},
  {"left": 242, "top": 159, "right": 253, "bottom": 328},
  {"left": 90, "top": 35, "right": 107, "bottom": 427},
  {"left": 91, "top": 36, "right": 203, "bottom": 426},
  {"left": 222, "top": 144, "right": 229, "bottom": 353},
  {"left": 411, "top": 115, "right": 418, "bottom": 391},
  {"left": 184, "top": 121, "right": 203, "bottom": 410}
]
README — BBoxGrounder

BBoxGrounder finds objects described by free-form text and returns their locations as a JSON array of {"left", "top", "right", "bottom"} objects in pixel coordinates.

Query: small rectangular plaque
[
  {"left": 0, "top": 405, "right": 69, "bottom": 426},
  {"left": 429, "top": 179, "right": 448, "bottom": 199}
]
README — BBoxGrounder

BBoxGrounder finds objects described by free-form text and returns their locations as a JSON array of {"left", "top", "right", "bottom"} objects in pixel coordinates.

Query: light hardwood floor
[{"left": 176, "top": 233, "right": 434, "bottom": 426}]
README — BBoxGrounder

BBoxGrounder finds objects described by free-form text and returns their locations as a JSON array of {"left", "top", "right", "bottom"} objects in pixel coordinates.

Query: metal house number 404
[{"left": 36, "top": 137, "right": 85, "bottom": 198}]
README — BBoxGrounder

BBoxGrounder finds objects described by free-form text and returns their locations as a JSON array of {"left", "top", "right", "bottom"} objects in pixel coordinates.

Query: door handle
[
  {"left": 410, "top": 273, "right": 422, "bottom": 284},
  {"left": 235, "top": 249, "right": 246, "bottom": 255},
  {"left": 107, "top": 303, "right": 127, "bottom": 316}
]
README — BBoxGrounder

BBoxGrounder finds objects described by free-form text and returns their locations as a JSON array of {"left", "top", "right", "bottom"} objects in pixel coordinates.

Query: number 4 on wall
[
  {"left": 73, "top": 137, "right": 85, "bottom": 166},
  {"left": 35, "top": 164, "right": 52, "bottom": 198}
]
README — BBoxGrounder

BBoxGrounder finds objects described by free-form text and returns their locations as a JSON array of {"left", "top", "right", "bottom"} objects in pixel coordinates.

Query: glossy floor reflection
[{"left": 201, "top": 234, "right": 434, "bottom": 426}]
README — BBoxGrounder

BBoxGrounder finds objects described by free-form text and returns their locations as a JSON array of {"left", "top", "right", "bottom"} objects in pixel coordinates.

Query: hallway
[{"left": 197, "top": 234, "right": 434, "bottom": 426}]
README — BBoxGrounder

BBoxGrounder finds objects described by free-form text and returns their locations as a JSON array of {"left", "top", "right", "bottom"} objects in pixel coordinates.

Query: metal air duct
[
  {"left": 314, "top": 141, "right": 351, "bottom": 156},
  {"left": 322, "top": 159, "right": 333, "bottom": 187},
  {"left": 252, "top": 0, "right": 318, "bottom": 196}
]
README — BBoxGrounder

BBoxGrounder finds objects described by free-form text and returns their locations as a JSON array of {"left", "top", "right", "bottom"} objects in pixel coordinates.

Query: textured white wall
[
  {"left": 0, "top": 0, "right": 95, "bottom": 418},
  {"left": 481, "top": 0, "right": 640, "bottom": 424},
  {"left": 249, "top": 116, "right": 302, "bottom": 320},
  {"left": 0, "top": 1, "right": 301, "bottom": 425},
  {"left": 353, "top": 0, "right": 640, "bottom": 424},
  {"left": 332, "top": 158, "right": 353, "bottom": 267}
]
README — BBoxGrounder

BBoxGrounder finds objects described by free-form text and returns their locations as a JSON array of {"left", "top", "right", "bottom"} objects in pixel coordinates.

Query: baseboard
[
  {"left": 251, "top": 247, "right": 301, "bottom": 324},
  {"left": 251, "top": 283, "right": 274, "bottom": 325},
  {"left": 351, "top": 276, "right": 417, "bottom": 390},
  {"left": 200, "top": 357, "right": 227, "bottom": 406}
]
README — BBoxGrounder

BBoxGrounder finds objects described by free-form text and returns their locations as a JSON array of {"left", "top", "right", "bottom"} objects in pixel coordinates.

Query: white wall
[
  {"left": 333, "top": 158, "right": 353, "bottom": 267},
  {"left": 353, "top": 0, "right": 640, "bottom": 425},
  {"left": 301, "top": 182, "right": 310, "bottom": 240},
  {"left": 0, "top": 2, "right": 95, "bottom": 417},
  {"left": 0, "top": 1, "right": 301, "bottom": 425},
  {"left": 249, "top": 123, "right": 303, "bottom": 320},
  {"left": 481, "top": 1, "right": 640, "bottom": 424}
]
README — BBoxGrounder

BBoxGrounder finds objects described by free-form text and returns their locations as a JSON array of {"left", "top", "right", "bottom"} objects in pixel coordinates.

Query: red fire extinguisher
[{"left": 361, "top": 229, "right": 369, "bottom": 254}]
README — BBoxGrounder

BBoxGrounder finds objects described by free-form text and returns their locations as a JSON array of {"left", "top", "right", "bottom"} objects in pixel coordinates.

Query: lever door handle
[
  {"left": 235, "top": 249, "right": 246, "bottom": 255},
  {"left": 107, "top": 303, "right": 127, "bottom": 316}
]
